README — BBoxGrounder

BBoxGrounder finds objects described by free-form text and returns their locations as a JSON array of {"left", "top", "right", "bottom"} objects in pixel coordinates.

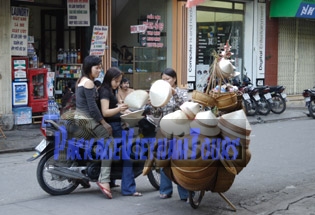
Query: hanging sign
[
  {"left": 134, "top": 14, "right": 164, "bottom": 47},
  {"left": 10, "top": 7, "right": 29, "bottom": 56},
  {"left": 90, "top": 25, "right": 108, "bottom": 56},
  {"left": 130, "top": 25, "right": 147, "bottom": 34},
  {"left": 67, "top": 0, "right": 90, "bottom": 26},
  {"left": 256, "top": 3, "right": 266, "bottom": 79},
  {"left": 187, "top": 7, "right": 196, "bottom": 81}
]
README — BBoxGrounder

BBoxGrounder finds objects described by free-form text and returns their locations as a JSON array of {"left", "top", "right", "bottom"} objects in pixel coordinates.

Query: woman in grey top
[{"left": 75, "top": 55, "right": 113, "bottom": 199}]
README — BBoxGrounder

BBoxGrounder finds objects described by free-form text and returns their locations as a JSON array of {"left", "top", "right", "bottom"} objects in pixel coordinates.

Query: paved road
[{"left": 1, "top": 117, "right": 315, "bottom": 215}]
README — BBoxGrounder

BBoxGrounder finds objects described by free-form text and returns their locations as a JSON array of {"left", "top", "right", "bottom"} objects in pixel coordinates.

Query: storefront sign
[
  {"left": 90, "top": 25, "right": 108, "bottom": 56},
  {"left": 187, "top": 7, "right": 196, "bottom": 81},
  {"left": 67, "top": 0, "right": 90, "bottom": 26},
  {"left": 256, "top": 3, "right": 266, "bottom": 79},
  {"left": 10, "top": 7, "right": 29, "bottom": 56},
  {"left": 138, "top": 14, "right": 164, "bottom": 47},
  {"left": 270, "top": 0, "right": 315, "bottom": 18},
  {"left": 130, "top": 25, "right": 147, "bottom": 34}
]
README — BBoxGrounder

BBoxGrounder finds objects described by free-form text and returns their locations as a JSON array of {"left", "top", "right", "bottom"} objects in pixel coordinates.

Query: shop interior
[{"left": 10, "top": 0, "right": 245, "bottom": 124}]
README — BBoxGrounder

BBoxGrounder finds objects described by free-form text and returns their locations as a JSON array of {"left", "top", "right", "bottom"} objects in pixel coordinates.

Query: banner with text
[
  {"left": 90, "top": 25, "right": 108, "bottom": 56},
  {"left": 67, "top": 0, "right": 90, "bottom": 26},
  {"left": 11, "top": 7, "right": 29, "bottom": 56}
]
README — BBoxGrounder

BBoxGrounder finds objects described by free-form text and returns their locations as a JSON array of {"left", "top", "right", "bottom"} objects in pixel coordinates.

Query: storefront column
[
  {"left": 97, "top": 0, "right": 111, "bottom": 70},
  {"left": 0, "top": 0, "right": 12, "bottom": 115},
  {"left": 172, "top": 0, "right": 188, "bottom": 88}
]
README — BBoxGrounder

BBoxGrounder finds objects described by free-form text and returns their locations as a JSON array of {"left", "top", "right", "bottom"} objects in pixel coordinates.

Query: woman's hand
[{"left": 118, "top": 103, "right": 129, "bottom": 112}]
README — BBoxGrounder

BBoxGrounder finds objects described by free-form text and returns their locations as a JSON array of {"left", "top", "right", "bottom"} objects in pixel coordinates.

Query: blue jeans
[
  {"left": 160, "top": 168, "right": 189, "bottom": 200},
  {"left": 109, "top": 121, "right": 136, "bottom": 195}
]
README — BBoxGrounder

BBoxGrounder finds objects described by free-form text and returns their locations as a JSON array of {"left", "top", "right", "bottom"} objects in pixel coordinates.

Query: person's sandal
[
  {"left": 96, "top": 182, "right": 112, "bottom": 199},
  {"left": 160, "top": 194, "right": 171, "bottom": 199}
]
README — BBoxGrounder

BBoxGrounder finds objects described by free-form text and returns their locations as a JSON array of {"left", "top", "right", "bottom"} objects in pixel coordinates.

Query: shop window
[{"left": 195, "top": 1, "right": 244, "bottom": 92}]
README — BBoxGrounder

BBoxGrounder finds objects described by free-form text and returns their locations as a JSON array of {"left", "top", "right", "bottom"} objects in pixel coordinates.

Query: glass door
[{"left": 196, "top": 1, "right": 245, "bottom": 91}]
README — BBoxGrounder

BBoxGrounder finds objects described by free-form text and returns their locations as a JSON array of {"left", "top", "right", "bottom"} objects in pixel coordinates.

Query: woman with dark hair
[
  {"left": 147, "top": 68, "right": 189, "bottom": 201},
  {"left": 75, "top": 55, "right": 113, "bottom": 199},
  {"left": 98, "top": 67, "right": 142, "bottom": 197}
]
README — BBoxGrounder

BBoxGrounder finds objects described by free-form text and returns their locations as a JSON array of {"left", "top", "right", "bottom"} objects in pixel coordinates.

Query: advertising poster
[
  {"left": 67, "top": 0, "right": 90, "bottom": 26},
  {"left": 10, "top": 7, "right": 29, "bottom": 56},
  {"left": 90, "top": 25, "right": 108, "bottom": 56}
]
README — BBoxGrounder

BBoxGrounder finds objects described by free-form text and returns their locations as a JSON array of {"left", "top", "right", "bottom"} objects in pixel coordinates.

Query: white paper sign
[
  {"left": 11, "top": 7, "right": 29, "bottom": 56},
  {"left": 67, "top": 0, "right": 90, "bottom": 26},
  {"left": 90, "top": 26, "right": 108, "bottom": 56}
]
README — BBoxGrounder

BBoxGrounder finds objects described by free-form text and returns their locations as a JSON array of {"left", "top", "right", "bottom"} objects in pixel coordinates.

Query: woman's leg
[
  {"left": 159, "top": 168, "right": 173, "bottom": 198},
  {"left": 121, "top": 159, "right": 136, "bottom": 195}
]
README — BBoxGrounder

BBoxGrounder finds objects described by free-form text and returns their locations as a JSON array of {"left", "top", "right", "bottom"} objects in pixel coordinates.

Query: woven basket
[
  {"left": 211, "top": 166, "right": 236, "bottom": 193},
  {"left": 192, "top": 90, "right": 217, "bottom": 107},
  {"left": 214, "top": 92, "right": 238, "bottom": 112}
]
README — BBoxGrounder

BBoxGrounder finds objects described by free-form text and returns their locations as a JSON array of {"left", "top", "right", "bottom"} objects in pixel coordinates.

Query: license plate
[
  {"left": 35, "top": 139, "right": 47, "bottom": 152},
  {"left": 305, "top": 97, "right": 311, "bottom": 102},
  {"left": 242, "top": 93, "right": 250, "bottom": 100},
  {"left": 254, "top": 93, "right": 260, "bottom": 101},
  {"left": 281, "top": 93, "right": 287, "bottom": 98},
  {"left": 264, "top": 93, "right": 272, "bottom": 100}
]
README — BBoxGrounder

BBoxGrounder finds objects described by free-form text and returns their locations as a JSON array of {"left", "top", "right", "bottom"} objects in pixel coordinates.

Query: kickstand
[{"left": 218, "top": 192, "right": 237, "bottom": 212}]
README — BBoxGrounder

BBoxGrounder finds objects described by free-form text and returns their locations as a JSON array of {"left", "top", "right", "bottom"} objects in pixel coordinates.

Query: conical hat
[
  {"left": 149, "top": 80, "right": 172, "bottom": 107},
  {"left": 124, "top": 90, "right": 149, "bottom": 110},
  {"left": 219, "top": 109, "right": 251, "bottom": 135},
  {"left": 219, "top": 58, "right": 235, "bottom": 76},
  {"left": 120, "top": 110, "right": 144, "bottom": 127},
  {"left": 190, "top": 120, "right": 220, "bottom": 137},
  {"left": 180, "top": 102, "right": 200, "bottom": 119},
  {"left": 194, "top": 110, "right": 218, "bottom": 127},
  {"left": 160, "top": 110, "right": 191, "bottom": 138}
]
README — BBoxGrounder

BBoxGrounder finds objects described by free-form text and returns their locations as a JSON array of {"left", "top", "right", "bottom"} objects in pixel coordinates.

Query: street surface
[{"left": 0, "top": 118, "right": 315, "bottom": 215}]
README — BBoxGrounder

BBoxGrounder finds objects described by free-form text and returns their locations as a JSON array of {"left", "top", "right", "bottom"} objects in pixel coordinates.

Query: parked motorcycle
[
  {"left": 238, "top": 85, "right": 259, "bottom": 116},
  {"left": 302, "top": 88, "right": 315, "bottom": 119},
  {"left": 27, "top": 115, "right": 160, "bottom": 195},
  {"left": 256, "top": 86, "right": 272, "bottom": 116},
  {"left": 269, "top": 85, "right": 287, "bottom": 114}
]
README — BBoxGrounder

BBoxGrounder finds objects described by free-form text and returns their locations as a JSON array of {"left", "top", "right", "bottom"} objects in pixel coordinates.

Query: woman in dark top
[
  {"left": 75, "top": 55, "right": 113, "bottom": 199},
  {"left": 98, "top": 67, "right": 142, "bottom": 196}
]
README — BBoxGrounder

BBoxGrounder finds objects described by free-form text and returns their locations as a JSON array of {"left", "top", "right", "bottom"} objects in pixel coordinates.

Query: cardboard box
[{"left": 12, "top": 107, "right": 32, "bottom": 125}]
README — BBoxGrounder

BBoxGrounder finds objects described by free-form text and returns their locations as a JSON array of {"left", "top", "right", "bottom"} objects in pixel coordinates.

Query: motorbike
[
  {"left": 302, "top": 88, "right": 315, "bottom": 119},
  {"left": 269, "top": 85, "right": 287, "bottom": 114},
  {"left": 27, "top": 114, "right": 160, "bottom": 195},
  {"left": 256, "top": 86, "right": 272, "bottom": 116}
]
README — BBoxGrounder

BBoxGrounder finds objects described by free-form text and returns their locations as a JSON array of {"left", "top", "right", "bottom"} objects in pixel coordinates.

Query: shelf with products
[
  {"left": 132, "top": 47, "right": 166, "bottom": 73},
  {"left": 54, "top": 63, "right": 82, "bottom": 105},
  {"left": 120, "top": 47, "right": 166, "bottom": 90}
]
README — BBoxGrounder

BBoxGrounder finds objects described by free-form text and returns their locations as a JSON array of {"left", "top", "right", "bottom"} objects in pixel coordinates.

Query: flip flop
[
  {"left": 160, "top": 194, "right": 171, "bottom": 199},
  {"left": 123, "top": 192, "right": 143, "bottom": 197},
  {"left": 96, "top": 182, "right": 112, "bottom": 199},
  {"left": 132, "top": 192, "right": 143, "bottom": 197}
]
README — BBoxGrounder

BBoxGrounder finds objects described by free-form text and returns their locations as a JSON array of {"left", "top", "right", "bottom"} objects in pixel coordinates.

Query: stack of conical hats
[{"left": 217, "top": 109, "right": 252, "bottom": 175}]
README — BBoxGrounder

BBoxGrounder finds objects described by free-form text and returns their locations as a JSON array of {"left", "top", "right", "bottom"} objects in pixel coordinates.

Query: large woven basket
[
  {"left": 214, "top": 92, "right": 238, "bottom": 112},
  {"left": 192, "top": 90, "right": 217, "bottom": 107},
  {"left": 211, "top": 166, "right": 236, "bottom": 193}
]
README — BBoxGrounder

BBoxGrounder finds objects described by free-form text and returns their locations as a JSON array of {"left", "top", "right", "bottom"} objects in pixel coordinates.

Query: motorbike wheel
[
  {"left": 258, "top": 96, "right": 271, "bottom": 115},
  {"left": 243, "top": 98, "right": 258, "bottom": 116},
  {"left": 147, "top": 165, "right": 160, "bottom": 190},
  {"left": 270, "top": 94, "right": 286, "bottom": 114},
  {"left": 188, "top": 190, "right": 205, "bottom": 209},
  {"left": 308, "top": 100, "right": 315, "bottom": 119},
  {"left": 37, "top": 150, "right": 79, "bottom": 195}
]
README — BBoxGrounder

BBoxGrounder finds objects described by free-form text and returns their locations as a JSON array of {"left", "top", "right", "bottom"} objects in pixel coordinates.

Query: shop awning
[{"left": 270, "top": 0, "right": 315, "bottom": 18}]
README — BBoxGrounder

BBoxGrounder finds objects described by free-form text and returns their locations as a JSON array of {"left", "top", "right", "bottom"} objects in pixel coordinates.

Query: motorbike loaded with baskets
[{"left": 141, "top": 43, "right": 252, "bottom": 211}]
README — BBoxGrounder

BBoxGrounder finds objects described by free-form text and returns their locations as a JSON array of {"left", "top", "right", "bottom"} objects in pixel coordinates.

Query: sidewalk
[{"left": 0, "top": 95, "right": 308, "bottom": 154}]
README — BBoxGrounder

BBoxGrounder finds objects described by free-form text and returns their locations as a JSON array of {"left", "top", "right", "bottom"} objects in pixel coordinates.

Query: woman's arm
[{"left": 100, "top": 98, "right": 125, "bottom": 117}]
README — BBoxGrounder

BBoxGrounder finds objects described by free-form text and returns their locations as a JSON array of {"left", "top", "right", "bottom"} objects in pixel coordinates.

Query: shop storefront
[
  {"left": 0, "top": 0, "right": 257, "bottom": 126},
  {"left": 269, "top": 0, "right": 315, "bottom": 94}
]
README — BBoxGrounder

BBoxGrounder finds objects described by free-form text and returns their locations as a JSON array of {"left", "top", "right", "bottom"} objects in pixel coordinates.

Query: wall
[
  {"left": 264, "top": 0, "right": 278, "bottom": 86},
  {"left": 0, "top": 0, "right": 12, "bottom": 115}
]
